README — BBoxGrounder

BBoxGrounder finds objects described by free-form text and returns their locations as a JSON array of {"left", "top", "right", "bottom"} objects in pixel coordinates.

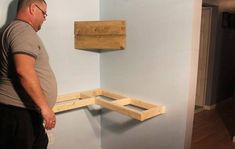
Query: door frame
[{"left": 195, "top": 7, "right": 213, "bottom": 107}]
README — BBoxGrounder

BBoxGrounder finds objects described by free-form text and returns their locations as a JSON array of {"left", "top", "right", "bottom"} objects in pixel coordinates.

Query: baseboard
[
  {"left": 203, "top": 104, "right": 216, "bottom": 110},
  {"left": 194, "top": 107, "right": 204, "bottom": 113}
]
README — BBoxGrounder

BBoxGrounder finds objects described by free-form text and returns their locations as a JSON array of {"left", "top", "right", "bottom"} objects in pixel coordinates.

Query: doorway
[{"left": 195, "top": 7, "right": 213, "bottom": 110}]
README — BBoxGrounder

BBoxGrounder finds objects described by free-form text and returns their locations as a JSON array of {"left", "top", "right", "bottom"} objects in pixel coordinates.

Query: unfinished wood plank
[
  {"left": 56, "top": 92, "right": 81, "bottom": 102},
  {"left": 75, "top": 36, "right": 125, "bottom": 50},
  {"left": 74, "top": 20, "right": 126, "bottom": 50},
  {"left": 53, "top": 98, "right": 95, "bottom": 113},
  {"left": 140, "top": 106, "right": 165, "bottom": 121},
  {"left": 130, "top": 98, "right": 157, "bottom": 109},
  {"left": 101, "top": 89, "right": 127, "bottom": 100},
  {"left": 95, "top": 88, "right": 103, "bottom": 95},
  {"left": 75, "top": 20, "right": 125, "bottom": 35},
  {"left": 80, "top": 89, "right": 102, "bottom": 99},
  {"left": 95, "top": 98, "right": 142, "bottom": 120},
  {"left": 111, "top": 98, "right": 131, "bottom": 106},
  {"left": 53, "top": 88, "right": 165, "bottom": 121}
]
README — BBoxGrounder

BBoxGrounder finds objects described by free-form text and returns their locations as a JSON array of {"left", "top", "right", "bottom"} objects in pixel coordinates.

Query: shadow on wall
[
  {"left": 100, "top": 109, "right": 142, "bottom": 134},
  {"left": 0, "top": 0, "right": 18, "bottom": 29}
]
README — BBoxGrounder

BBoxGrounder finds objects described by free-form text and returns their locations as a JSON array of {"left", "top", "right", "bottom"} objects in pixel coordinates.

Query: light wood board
[
  {"left": 53, "top": 88, "right": 165, "bottom": 121},
  {"left": 74, "top": 20, "right": 126, "bottom": 51}
]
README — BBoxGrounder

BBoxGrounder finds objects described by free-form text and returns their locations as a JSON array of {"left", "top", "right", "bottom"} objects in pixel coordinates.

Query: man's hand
[
  {"left": 14, "top": 54, "right": 56, "bottom": 129},
  {"left": 41, "top": 106, "right": 56, "bottom": 130}
]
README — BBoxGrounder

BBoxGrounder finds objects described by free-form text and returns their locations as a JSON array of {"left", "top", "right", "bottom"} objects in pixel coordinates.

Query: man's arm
[{"left": 14, "top": 54, "right": 56, "bottom": 129}]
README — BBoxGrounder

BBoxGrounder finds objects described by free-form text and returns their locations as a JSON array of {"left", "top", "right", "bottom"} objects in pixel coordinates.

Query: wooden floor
[{"left": 191, "top": 98, "right": 235, "bottom": 149}]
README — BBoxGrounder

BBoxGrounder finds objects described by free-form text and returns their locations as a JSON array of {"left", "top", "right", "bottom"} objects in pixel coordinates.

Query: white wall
[
  {"left": 100, "top": 0, "right": 201, "bottom": 149},
  {"left": 0, "top": 0, "right": 101, "bottom": 149},
  {"left": 0, "top": 0, "right": 17, "bottom": 28},
  {"left": 40, "top": 0, "right": 101, "bottom": 94},
  {"left": 43, "top": 1, "right": 101, "bottom": 149}
]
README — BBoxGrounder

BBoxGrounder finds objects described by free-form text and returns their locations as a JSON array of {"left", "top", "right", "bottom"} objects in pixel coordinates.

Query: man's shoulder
[
  {"left": 7, "top": 20, "right": 34, "bottom": 34},
  {"left": 5, "top": 20, "right": 37, "bottom": 41}
]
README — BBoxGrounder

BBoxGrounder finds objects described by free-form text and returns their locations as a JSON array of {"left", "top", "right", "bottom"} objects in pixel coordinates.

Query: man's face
[{"left": 34, "top": 2, "right": 47, "bottom": 31}]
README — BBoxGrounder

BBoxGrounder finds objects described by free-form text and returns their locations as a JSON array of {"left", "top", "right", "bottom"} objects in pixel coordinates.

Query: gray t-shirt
[{"left": 0, "top": 20, "right": 57, "bottom": 110}]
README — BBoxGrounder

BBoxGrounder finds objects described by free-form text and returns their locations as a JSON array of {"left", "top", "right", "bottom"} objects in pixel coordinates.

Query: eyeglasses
[{"left": 35, "top": 4, "right": 48, "bottom": 18}]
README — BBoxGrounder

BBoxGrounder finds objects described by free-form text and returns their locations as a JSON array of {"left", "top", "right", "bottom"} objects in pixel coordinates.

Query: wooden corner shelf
[
  {"left": 53, "top": 89, "right": 165, "bottom": 121},
  {"left": 74, "top": 20, "right": 126, "bottom": 52}
]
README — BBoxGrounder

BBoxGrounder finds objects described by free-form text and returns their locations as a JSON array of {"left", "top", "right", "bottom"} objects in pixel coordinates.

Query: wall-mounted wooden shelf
[
  {"left": 53, "top": 89, "right": 165, "bottom": 121},
  {"left": 74, "top": 20, "right": 126, "bottom": 52}
]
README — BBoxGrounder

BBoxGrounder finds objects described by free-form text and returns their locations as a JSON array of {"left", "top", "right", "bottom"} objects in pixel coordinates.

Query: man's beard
[{"left": 37, "top": 24, "right": 42, "bottom": 31}]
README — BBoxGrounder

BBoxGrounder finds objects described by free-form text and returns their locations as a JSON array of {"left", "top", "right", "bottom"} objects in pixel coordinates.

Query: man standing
[{"left": 0, "top": 0, "right": 57, "bottom": 148}]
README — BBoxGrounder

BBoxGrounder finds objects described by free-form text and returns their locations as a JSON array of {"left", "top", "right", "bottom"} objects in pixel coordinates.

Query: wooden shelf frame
[
  {"left": 53, "top": 89, "right": 165, "bottom": 121},
  {"left": 74, "top": 20, "right": 126, "bottom": 52}
]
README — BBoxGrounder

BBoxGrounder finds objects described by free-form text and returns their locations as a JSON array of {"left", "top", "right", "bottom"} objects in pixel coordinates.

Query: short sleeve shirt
[{"left": 0, "top": 20, "right": 57, "bottom": 109}]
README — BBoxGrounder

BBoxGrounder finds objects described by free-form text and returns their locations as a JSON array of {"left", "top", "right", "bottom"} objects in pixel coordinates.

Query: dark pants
[{"left": 0, "top": 103, "right": 48, "bottom": 149}]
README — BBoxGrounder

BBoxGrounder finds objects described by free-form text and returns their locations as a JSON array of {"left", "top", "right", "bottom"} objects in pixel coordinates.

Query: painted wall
[
  {"left": 0, "top": 0, "right": 18, "bottom": 28},
  {"left": 45, "top": 1, "right": 101, "bottom": 148},
  {"left": 0, "top": 0, "right": 101, "bottom": 149},
  {"left": 100, "top": 0, "right": 202, "bottom": 149}
]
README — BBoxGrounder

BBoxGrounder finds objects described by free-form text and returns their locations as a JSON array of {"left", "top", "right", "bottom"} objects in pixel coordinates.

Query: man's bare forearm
[{"left": 14, "top": 54, "right": 56, "bottom": 129}]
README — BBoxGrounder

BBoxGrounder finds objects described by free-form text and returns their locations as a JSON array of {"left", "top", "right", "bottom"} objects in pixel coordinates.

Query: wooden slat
[
  {"left": 75, "top": 35, "right": 125, "bottom": 50},
  {"left": 95, "top": 88, "right": 103, "bottom": 95},
  {"left": 74, "top": 20, "right": 126, "bottom": 50},
  {"left": 74, "top": 20, "right": 125, "bottom": 35},
  {"left": 56, "top": 92, "right": 81, "bottom": 102},
  {"left": 80, "top": 89, "right": 102, "bottom": 99},
  {"left": 130, "top": 98, "right": 156, "bottom": 109},
  {"left": 53, "top": 98, "right": 95, "bottom": 113},
  {"left": 140, "top": 106, "right": 165, "bottom": 121},
  {"left": 95, "top": 99, "right": 141, "bottom": 120},
  {"left": 111, "top": 98, "right": 131, "bottom": 106},
  {"left": 101, "top": 90, "right": 127, "bottom": 100},
  {"left": 53, "top": 88, "right": 165, "bottom": 121}
]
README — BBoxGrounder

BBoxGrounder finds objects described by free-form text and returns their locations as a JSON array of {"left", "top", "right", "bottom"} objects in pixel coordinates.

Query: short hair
[{"left": 17, "top": 0, "right": 47, "bottom": 12}]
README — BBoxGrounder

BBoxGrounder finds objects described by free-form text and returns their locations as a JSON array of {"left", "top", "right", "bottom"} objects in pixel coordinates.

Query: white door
[{"left": 195, "top": 7, "right": 212, "bottom": 106}]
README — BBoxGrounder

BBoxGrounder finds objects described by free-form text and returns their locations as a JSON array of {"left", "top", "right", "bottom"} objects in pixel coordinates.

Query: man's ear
[{"left": 28, "top": 3, "right": 36, "bottom": 16}]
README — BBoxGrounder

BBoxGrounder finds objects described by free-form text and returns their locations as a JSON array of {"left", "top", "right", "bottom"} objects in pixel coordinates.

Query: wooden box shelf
[
  {"left": 53, "top": 89, "right": 165, "bottom": 121},
  {"left": 74, "top": 20, "right": 126, "bottom": 52}
]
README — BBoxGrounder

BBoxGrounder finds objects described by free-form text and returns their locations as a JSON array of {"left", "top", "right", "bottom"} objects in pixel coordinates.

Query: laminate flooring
[{"left": 191, "top": 98, "right": 235, "bottom": 149}]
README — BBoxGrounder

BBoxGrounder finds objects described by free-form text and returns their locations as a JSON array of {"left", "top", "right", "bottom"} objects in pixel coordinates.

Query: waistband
[{"left": 0, "top": 103, "right": 39, "bottom": 113}]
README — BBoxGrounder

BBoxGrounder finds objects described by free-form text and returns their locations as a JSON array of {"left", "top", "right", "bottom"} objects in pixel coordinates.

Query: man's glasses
[{"left": 35, "top": 4, "right": 48, "bottom": 18}]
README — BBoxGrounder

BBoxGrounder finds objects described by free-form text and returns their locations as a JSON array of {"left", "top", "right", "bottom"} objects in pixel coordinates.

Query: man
[{"left": 0, "top": 0, "right": 57, "bottom": 148}]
